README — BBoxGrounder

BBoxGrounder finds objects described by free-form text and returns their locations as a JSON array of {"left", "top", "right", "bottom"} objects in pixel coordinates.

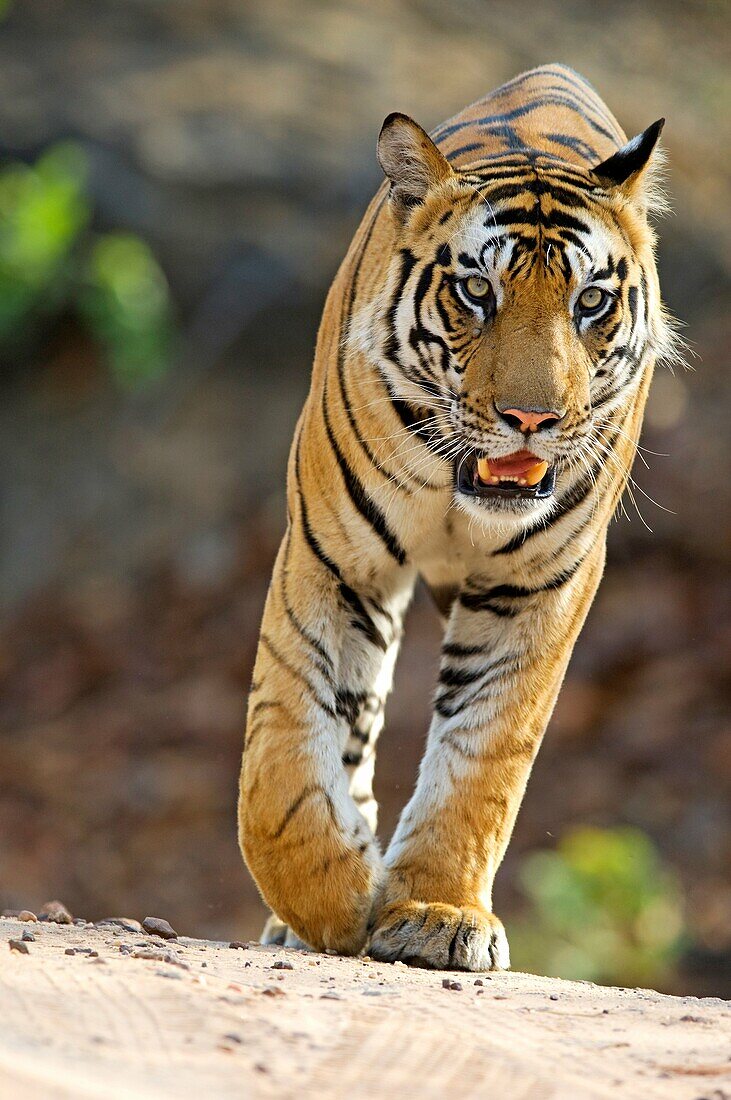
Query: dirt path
[{"left": 1, "top": 915, "right": 729, "bottom": 1099}]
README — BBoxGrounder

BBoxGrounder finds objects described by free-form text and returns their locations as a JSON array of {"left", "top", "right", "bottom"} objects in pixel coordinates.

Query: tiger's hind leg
[{"left": 260, "top": 913, "right": 309, "bottom": 949}]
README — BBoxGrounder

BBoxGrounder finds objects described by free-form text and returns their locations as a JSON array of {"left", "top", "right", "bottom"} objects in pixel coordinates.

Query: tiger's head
[{"left": 355, "top": 112, "right": 675, "bottom": 522}]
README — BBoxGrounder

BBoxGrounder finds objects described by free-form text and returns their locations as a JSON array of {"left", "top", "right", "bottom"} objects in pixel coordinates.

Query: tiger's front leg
[
  {"left": 369, "top": 542, "right": 605, "bottom": 970},
  {"left": 239, "top": 462, "right": 414, "bottom": 955}
]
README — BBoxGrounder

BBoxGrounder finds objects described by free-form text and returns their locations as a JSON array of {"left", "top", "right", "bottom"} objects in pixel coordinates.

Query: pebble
[
  {"left": 9, "top": 939, "right": 29, "bottom": 954},
  {"left": 261, "top": 986, "right": 286, "bottom": 997},
  {"left": 132, "top": 947, "right": 190, "bottom": 970},
  {"left": 142, "top": 916, "right": 178, "bottom": 940},
  {"left": 320, "top": 991, "right": 341, "bottom": 1000},
  {"left": 271, "top": 960, "right": 294, "bottom": 970},
  {"left": 41, "top": 900, "right": 73, "bottom": 924},
  {"left": 229, "top": 941, "right": 248, "bottom": 950},
  {"left": 550, "top": 994, "right": 559, "bottom": 1001},
  {"left": 474, "top": 979, "right": 484, "bottom": 986},
  {"left": 97, "top": 917, "right": 143, "bottom": 934},
  {"left": 18, "top": 910, "right": 37, "bottom": 923},
  {"left": 224, "top": 1033, "right": 243, "bottom": 1045},
  {"left": 21, "top": 930, "right": 35, "bottom": 942},
  {"left": 442, "top": 979, "right": 462, "bottom": 991}
]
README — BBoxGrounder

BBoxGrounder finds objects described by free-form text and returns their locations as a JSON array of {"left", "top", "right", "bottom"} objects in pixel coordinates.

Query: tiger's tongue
[{"left": 477, "top": 452, "right": 549, "bottom": 486}]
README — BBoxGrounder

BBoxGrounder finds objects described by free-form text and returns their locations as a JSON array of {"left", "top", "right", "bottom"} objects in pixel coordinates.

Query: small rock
[
  {"left": 21, "top": 931, "right": 35, "bottom": 942},
  {"left": 271, "top": 960, "right": 294, "bottom": 970},
  {"left": 18, "top": 910, "right": 38, "bottom": 923},
  {"left": 442, "top": 979, "right": 462, "bottom": 991},
  {"left": 550, "top": 994, "right": 559, "bottom": 1001},
  {"left": 229, "top": 941, "right": 248, "bottom": 950},
  {"left": 41, "top": 900, "right": 73, "bottom": 924},
  {"left": 224, "top": 1033, "right": 243, "bottom": 1044},
  {"left": 261, "top": 986, "right": 286, "bottom": 997},
  {"left": 142, "top": 916, "right": 178, "bottom": 940},
  {"left": 65, "top": 948, "right": 78, "bottom": 956},
  {"left": 132, "top": 947, "right": 189, "bottom": 970},
  {"left": 320, "top": 991, "right": 341, "bottom": 1000},
  {"left": 9, "top": 939, "right": 29, "bottom": 954},
  {"left": 97, "top": 918, "right": 143, "bottom": 934},
  {"left": 474, "top": 979, "right": 484, "bottom": 986}
]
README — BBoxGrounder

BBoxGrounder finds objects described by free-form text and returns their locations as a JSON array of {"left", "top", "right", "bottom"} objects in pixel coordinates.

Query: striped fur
[{"left": 238, "top": 65, "right": 677, "bottom": 970}]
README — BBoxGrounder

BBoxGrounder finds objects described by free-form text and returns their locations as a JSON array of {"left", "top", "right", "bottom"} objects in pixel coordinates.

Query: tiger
[{"left": 238, "top": 63, "right": 678, "bottom": 971}]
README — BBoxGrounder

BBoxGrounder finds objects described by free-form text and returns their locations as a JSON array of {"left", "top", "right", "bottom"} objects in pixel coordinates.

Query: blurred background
[{"left": 0, "top": 0, "right": 728, "bottom": 996}]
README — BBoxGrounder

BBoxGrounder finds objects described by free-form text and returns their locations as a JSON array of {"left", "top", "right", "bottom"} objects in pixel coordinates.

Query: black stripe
[
  {"left": 321, "top": 387, "right": 407, "bottom": 565},
  {"left": 383, "top": 248, "right": 417, "bottom": 365},
  {"left": 281, "top": 529, "right": 335, "bottom": 677},
  {"left": 260, "top": 632, "right": 336, "bottom": 718},
  {"left": 294, "top": 440, "right": 389, "bottom": 651}
]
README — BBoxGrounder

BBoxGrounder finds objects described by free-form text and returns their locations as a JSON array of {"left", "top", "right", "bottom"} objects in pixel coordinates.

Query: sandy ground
[{"left": 1, "top": 915, "right": 729, "bottom": 1099}]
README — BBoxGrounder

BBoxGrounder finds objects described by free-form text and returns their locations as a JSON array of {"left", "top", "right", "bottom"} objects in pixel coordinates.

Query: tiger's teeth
[
  {"left": 477, "top": 457, "right": 491, "bottom": 481},
  {"left": 523, "top": 460, "right": 549, "bottom": 486}
]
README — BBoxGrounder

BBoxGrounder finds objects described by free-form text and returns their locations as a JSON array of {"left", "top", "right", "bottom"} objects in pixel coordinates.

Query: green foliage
[
  {"left": 0, "top": 144, "right": 88, "bottom": 341},
  {"left": 79, "top": 234, "right": 174, "bottom": 389},
  {"left": 510, "top": 826, "right": 686, "bottom": 988},
  {"left": 0, "top": 142, "right": 174, "bottom": 387}
]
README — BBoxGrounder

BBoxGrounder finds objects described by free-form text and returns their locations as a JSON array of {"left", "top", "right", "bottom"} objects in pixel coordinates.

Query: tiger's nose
[{"left": 496, "top": 405, "right": 565, "bottom": 433}]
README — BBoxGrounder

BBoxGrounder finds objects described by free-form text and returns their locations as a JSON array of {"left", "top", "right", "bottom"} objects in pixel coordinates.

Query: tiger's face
[{"left": 363, "top": 112, "right": 669, "bottom": 522}]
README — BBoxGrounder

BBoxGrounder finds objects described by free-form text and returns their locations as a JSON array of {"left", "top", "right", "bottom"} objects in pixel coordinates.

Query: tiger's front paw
[{"left": 368, "top": 901, "right": 510, "bottom": 971}]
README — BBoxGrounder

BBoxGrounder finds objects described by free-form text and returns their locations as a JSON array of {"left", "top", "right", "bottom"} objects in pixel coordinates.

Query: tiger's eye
[
  {"left": 463, "top": 275, "right": 492, "bottom": 302},
  {"left": 578, "top": 286, "right": 605, "bottom": 311}
]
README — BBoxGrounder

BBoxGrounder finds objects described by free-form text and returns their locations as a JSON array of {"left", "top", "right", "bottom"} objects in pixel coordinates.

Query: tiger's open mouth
[{"left": 456, "top": 450, "right": 557, "bottom": 501}]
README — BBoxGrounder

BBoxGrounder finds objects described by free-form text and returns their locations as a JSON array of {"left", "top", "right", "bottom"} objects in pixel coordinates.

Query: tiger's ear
[
  {"left": 377, "top": 113, "right": 453, "bottom": 225},
  {"left": 592, "top": 119, "right": 665, "bottom": 208}
]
